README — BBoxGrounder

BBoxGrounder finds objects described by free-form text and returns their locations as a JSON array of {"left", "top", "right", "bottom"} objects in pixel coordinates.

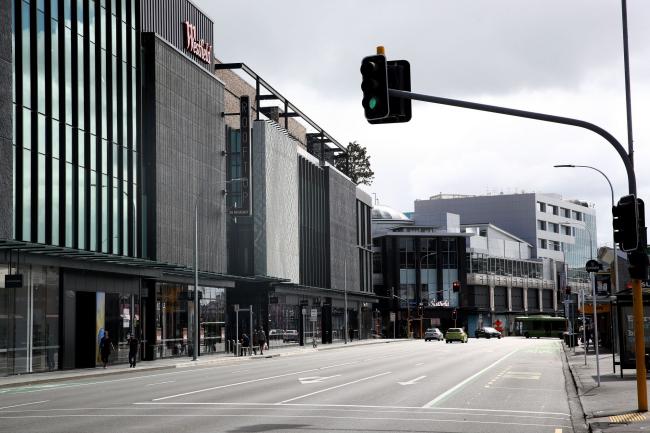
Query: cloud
[{"left": 200, "top": 0, "right": 650, "bottom": 249}]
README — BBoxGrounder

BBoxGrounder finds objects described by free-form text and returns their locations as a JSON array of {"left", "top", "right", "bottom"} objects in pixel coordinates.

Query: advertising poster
[{"left": 96, "top": 292, "right": 105, "bottom": 363}]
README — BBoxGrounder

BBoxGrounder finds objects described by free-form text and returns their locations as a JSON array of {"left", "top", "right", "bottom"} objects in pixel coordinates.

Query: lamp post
[
  {"left": 553, "top": 164, "right": 620, "bottom": 294},
  {"left": 562, "top": 217, "right": 600, "bottom": 386}
]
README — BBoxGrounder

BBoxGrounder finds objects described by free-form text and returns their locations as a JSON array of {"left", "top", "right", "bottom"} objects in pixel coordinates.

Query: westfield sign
[{"left": 183, "top": 20, "right": 211, "bottom": 64}]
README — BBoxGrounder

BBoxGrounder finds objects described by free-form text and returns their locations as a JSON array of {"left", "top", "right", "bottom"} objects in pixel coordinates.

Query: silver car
[{"left": 424, "top": 327, "right": 444, "bottom": 341}]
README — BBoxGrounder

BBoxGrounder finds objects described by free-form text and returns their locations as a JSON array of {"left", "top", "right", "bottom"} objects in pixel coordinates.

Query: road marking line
[
  {"left": 135, "top": 401, "right": 570, "bottom": 416},
  {"left": 0, "top": 412, "right": 574, "bottom": 428},
  {"left": 415, "top": 363, "right": 424, "bottom": 366},
  {"left": 279, "top": 372, "right": 391, "bottom": 404},
  {"left": 398, "top": 375, "right": 426, "bottom": 386},
  {"left": 0, "top": 400, "right": 49, "bottom": 410},
  {"left": 153, "top": 360, "right": 361, "bottom": 401},
  {"left": 422, "top": 349, "right": 518, "bottom": 408},
  {"left": 555, "top": 429, "right": 562, "bottom": 433},
  {"left": 298, "top": 375, "right": 341, "bottom": 384},
  {"left": 145, "top": 381, "right": 176, "bottom": 386}
]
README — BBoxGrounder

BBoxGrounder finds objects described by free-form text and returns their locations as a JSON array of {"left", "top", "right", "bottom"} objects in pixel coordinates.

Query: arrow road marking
[
  {"left": 298, "top": 375, "right": 341, "bottom": 384},
  {"left": 280, "top": 372, "right": 391, "bottom": 404},
  {"left": 398, "top": 375, "right": 426, "bottom": 386}
]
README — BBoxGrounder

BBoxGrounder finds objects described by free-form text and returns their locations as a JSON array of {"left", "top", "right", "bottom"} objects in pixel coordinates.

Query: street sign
[
  {"left": 310, "top": 308, "right": 317, "bottom": 322},
  {"left": 5, "top": 274, "right": 23, "bottom": 288},
  {"left": 389, "top": 312, "right": 396, "bottom": 322},
  {"left": 585, "top": 259, "right": 602, "bottom": 273}
]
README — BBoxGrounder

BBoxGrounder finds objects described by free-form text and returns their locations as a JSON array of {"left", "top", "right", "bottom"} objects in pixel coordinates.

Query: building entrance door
[{"left": 75, "top": 292, "right": 96, "bottom": 368}]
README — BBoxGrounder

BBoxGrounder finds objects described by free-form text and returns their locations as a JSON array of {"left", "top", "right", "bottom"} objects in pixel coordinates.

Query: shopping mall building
[{"left": 0, "top": 0, "right": 375, "bottom": 376}]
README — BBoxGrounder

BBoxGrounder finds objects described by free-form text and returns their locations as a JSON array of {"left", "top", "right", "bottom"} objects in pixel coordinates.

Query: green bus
[{"left": 514, "top": 316, "right": 567, "bottom": 339}]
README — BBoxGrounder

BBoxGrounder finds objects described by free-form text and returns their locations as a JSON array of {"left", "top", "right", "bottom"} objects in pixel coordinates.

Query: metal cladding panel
[
  {"left": 140, "top": 0, "right": 213, "bottom": 70},
  {"left": 0, "top": 0, "right": 10, "bottom": 238},
  {"left": 144, "top": 35, "right": 226, "bottom": 273},
  {"left": 327, "top": 167, "right": 359, "bottom": 292},
  {"left": 252, "top": 121, "right": 300, "bottom": 283}
]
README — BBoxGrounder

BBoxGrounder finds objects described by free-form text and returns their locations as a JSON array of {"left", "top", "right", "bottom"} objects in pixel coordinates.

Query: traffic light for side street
[{"left": 613, "top": 195, "right": 640, "bottom": 252}]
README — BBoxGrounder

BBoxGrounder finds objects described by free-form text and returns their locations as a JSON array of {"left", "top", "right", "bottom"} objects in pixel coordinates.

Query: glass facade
[
  {"left": 13, "top": 0, "right": 139, "bottom": 256},
  {"left": 0, "top": 264, "right": 59, "bottom": 376},
  {"left": 154, "top": 283, "right": 226, "bottom": 359}
]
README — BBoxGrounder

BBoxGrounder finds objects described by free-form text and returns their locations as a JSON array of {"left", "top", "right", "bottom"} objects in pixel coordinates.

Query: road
[{"left": 0, "top": 338, "right": 577, "bottom": 433}]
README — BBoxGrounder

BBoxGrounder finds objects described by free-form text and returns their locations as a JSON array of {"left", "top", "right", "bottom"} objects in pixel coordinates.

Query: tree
[{"left": 334, "top": 141, "right": 374, "bottom": 186}]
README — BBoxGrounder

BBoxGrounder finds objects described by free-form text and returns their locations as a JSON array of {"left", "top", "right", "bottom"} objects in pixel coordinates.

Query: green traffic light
[{"left": 369, "top": 97, "right": 378, "bottom": 110}]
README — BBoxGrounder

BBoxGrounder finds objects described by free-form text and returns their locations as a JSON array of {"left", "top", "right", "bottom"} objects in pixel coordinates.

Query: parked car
[
  {"left": 475, "top": 326, "right": 502, "bottom": 339},
  {"left": 268, "top": 329, "right": 284, "bottom": 340},
  {"left": 424, "top": 328, "right": 444, "bottom": 341},
  {"left": 445, "top": 328, "right": 468, "bottom": 343},
  {"left": 283, "top": 329, "right": 299, "bottom": 343}
]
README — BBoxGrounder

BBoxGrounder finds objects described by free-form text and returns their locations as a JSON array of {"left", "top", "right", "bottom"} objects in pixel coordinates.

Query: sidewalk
[
  {"left": 0, "top": 338, "right": 403, "bottom": 390},
  {"left": 563, "top": 341, "right": 650, "bottom": 432}
]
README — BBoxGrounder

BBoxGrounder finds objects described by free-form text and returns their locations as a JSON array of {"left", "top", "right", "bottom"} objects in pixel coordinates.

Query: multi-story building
[
  {"left": 0, "top": 0, "right": 373, "bottom": 376},
  {"left": 415, "top": 193, "right": 597, "bottom": 270}
]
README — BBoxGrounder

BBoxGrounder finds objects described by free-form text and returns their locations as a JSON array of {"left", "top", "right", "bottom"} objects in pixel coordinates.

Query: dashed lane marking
[{"left": 0, "top": 400, "right": 49, "bottom": 411}]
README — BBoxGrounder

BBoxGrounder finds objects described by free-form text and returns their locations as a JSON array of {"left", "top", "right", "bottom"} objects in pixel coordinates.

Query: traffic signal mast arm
[{"left": 386, "top": 88, "right": 636, "bottom": 196}]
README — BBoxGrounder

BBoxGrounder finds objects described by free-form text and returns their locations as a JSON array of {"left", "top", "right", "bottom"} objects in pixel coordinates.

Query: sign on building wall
[
  {"left": 183, "top": 20, "right": 212, "bottom": 64},
  {"left": 228, "top": 96, "right": 252, "bottom": 216}
]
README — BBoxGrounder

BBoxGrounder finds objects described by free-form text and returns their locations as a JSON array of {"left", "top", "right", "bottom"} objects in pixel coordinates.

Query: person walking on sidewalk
[
  {"left": 99, "top": 331, "right": 115, "bottom": 369},
  {"left": 128, "top": 333, "right": 139, "bottom": 368},
  {"left": 257, "top": 328, "right": 266, "bottom": 355}
]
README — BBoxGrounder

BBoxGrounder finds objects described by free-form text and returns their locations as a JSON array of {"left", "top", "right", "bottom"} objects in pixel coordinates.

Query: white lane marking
[
  {"left": 398, "top": 375, "right": 426, "bottom": 386},
  {"left": 145, "top": 381, "right": 176, "bottom": 387},
  {"left": 415, "top": 363, "right": 424, "bottom": 366},
  {"left": 279, "top": 372, "right": 391, "bottom": 404},
  {"left": 483, "top": 386, "right": 564, "bottom": 392},
  {"left": 0, "top": 412, "right": 573, "bottom": 428},
  {"left": 422, "top": 350, "right": 518, "bottom": 408},
  {"left": 0, "top": 400, "right": 49, "bottom": 410},
  {"left": 555, "top": 429, "right": 563, "bottom": 433},
  {"left": 5, "top": 406, "right": 572, "bottom": 421},
  {"left": 135, "top": 401, "right": 570, "bottom": 417},
  {"left": 152, "top": 361, "right": 358, "bottom": 401},
  {"left": 298, "top": 375, "right": 341, "bottom": 384}
]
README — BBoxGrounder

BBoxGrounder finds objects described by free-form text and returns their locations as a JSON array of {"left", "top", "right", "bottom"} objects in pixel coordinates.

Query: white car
[{"left": 424, "top": 328, "right": 444, "bottom": 341}]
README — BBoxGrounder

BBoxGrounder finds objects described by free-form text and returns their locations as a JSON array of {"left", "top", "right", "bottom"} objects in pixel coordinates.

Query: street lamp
[{"left": 553, "top": 164, "right": 620, "bottom": 293}]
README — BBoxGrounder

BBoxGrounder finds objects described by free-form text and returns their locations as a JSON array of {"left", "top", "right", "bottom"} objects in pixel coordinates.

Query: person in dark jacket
[
  {"left": 128, "top": 333, "right": 139, "bottom": 368},
  {"left": 257, "top": 328, "right": 266, "bottom": 355},
  {"left": 99, "top": 331, "right": 114, "bottom": 369}
]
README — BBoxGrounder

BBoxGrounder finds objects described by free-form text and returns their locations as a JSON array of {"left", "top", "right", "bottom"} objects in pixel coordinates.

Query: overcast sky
[{"left": 197, "top": 0, "right": 650, "bottom": 250}]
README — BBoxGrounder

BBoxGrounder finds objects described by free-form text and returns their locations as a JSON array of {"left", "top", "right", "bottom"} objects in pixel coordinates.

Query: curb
[{"left": 561, "top": 343, "right": 590, "bottom": 433}]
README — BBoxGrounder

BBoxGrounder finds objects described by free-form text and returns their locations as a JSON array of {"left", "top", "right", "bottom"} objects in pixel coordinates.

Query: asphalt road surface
[{"left": 0, "top": 338, "right": 577, "bottom": 433}]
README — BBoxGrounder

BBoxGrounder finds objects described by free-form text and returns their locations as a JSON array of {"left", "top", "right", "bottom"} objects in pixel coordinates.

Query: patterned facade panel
[
  {"left": 0, "top": 0, "right": 10, "bottom": 238},
  {"left": 252, "top": 121, "right": 300, "bottom": 282},
  {"left": 327, "top": 167, "right": 359, "bottom": 292},
  {"left": 144, "top": 34, "right": 226, "bottom": 273}
]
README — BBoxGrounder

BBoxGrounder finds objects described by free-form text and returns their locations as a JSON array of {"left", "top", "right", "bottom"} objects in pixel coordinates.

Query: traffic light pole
[{"left": 387, "top": 87, "right": 647, "bottom": 411}]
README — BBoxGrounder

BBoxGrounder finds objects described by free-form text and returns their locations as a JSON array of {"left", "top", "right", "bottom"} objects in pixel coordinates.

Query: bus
[{"left": 514, "top": 316, "right": 567, "bottom": 339}]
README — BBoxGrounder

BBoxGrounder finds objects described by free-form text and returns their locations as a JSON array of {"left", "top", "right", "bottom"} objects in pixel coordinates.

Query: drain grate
[{"left": 609, "top": 412, "right": 647, "bottom": 424}]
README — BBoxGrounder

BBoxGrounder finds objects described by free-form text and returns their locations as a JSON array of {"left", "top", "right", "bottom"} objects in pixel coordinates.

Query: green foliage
[{"left": 334, "top": 141, "right": 374, "bottom": 186}]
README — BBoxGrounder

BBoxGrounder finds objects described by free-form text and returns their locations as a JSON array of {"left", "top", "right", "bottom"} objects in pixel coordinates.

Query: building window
[
  {"left": 549, "top": 222, "right": 559, "bottom": 233},
  {"left": 538, "top": 220, "right": 547, "bottom": 231},
  {"left": 550, "top": 205, "right": 558, "bottom": 215},
  {"left": 538, "top": 239, "right": 547, "bottom": 249},
  {"left": 562, "top": 225, "right": 572, "bottom": 236},
  {"left": 572, "top": 210, "right": 583, "bottom": 221},
  {"left": 537, "top": 201, "right": 546, "bottom": 212},
  {"left": 562, "top": 208, "right": 570, "bottom": 218}
]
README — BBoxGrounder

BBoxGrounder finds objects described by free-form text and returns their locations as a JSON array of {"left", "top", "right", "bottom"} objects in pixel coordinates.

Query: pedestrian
[
  {"left": 241, "top": 333, "right": 250, "bottom": 356},
  {"left": 128, "top": 333, "right": 139, "bottom": 368},
  {"left": 585, "top": 326, "right": 594, "bottom": 351},
  {"left": 257, "top": 328, "right": 266, "bottom": 355},
  {"left": 99, "top": 330, "right": 115, "bottom": 369}
]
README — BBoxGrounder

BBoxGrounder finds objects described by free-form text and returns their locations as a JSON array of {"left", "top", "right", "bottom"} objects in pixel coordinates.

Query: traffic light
[
  {"left": 452, "top": 281, "right": 461, "bottom": 292},
  {"left": 613, "top": 195, "right": 640, "bottom": 252},
  {"left": 360, "top": 54, "right": 390, "bottom": 121},
  {"left": 360, "top": 47, "right": 412, "bottom": 124},
  {"left": 452, "top": 309, "right": 457, "bottom": 320}
]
